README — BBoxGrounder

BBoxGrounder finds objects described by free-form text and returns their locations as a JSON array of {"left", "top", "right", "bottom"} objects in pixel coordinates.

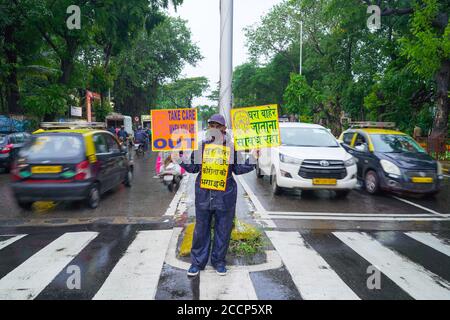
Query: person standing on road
[{"left": 172, "top": 114, "right": 258, "bottom": 277}]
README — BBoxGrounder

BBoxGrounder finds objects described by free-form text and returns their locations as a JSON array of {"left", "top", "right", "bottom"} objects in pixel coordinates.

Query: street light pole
[
  {"left": 219, "top": 0, "right": 233, "bottom": 128},
  {"left": 299, "top": 20, "right": 303, "bottom": 75}
]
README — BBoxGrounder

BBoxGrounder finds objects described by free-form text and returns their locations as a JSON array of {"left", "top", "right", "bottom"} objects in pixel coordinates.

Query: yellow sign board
[
  {"left": 200, "top": 144, "right": 231, "bottom": 191},
  {"left": 231, "top": 104, "right": 280, "bottom": 151}
]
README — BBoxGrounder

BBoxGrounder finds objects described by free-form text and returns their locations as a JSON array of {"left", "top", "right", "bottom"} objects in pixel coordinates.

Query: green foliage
[
  {"left": 234, "top": 0, "right": 449, "bottom": 138},
  {"left": 22, "top": 84, "right": 68, "bottom": 119},
  {"left": 93, "top": 100, "right": 113, "bottom": 122},
  {"left": 400, "top": 0, "right": 450, "bottom": 79},
  {"left": 156, "top": 77, "right": 209, "bottom": 109}
]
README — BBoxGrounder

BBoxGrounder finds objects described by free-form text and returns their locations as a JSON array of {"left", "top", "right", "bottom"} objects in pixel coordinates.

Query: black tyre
[
  {"left": 256, "top": 161, "right": 263, "bottom": 179},
  {"left": 86, "top": 183, "right": 100, "bottom": 209},
  {"left": 270, "top": 169, "right": 283, "bottom": 195},
  {"left": 16, "top": 199, "right": 33, "bottom": 210},
  {"left": 124, "top": 168, "right": 133, "bottom": 187},
  {"left": 365, "top": 170, "right": 380, "bottom": 195}
]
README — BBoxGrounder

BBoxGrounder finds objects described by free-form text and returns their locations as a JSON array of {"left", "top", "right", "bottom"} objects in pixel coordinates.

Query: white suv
[{"left": 256, "top": 123, "right": 357, "bottom": 197}]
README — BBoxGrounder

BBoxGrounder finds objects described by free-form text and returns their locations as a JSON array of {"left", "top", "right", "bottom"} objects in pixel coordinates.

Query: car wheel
[
  {"left": 365, "top": 171, "right": 379, "bottom": 195},
  {"left": 271, "top": 169, "right": 283, "bottom": 195},
  {"left": 86, "top": 183, "right": 100, "bottom": 209},
  {"left": 16, "top": 199, "right": 32, "bottom": 210},
  {"left": 335, "top": 190, "right": 350, "bottom": 198},
  {"left": 124, "top": 168, "right": 133, "bottom": 187},
  {"left": 256, "top": 161, "right": 263, "bottom": 179}
]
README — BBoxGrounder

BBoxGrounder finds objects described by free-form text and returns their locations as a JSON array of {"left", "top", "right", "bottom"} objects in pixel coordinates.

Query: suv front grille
[{"left": 299, "top": 160, "right": 347, "bottom": 180}]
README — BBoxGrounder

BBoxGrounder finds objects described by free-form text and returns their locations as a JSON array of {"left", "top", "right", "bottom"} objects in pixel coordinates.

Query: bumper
[
  {"left": 379, "top": 172, "right": 443, "bottom": 194},
  {"left": 276, "top": 163, "right": 358, "bottom": 190},
  {"left": 11, "top": 181, "right": 93, "bottom": 201}
]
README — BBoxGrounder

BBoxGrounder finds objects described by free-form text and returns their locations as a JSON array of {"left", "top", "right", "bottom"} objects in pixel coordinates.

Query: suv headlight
[
  {"left": 437, "top": 162, "right": 443, "bottom": 175},
  {"left": 279, "top": 153, "right": 302, "bottom": 165},
  {"left": 380, "top": 159, "right": 401, "bottom": 176},
  {"left": 344, "top": 157, "right": 356, "bottom": 167}
]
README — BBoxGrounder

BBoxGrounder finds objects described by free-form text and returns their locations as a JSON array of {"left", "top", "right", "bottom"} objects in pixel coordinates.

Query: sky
[{"left": 169, "top": 0, "right": 282, "bottom": 106}]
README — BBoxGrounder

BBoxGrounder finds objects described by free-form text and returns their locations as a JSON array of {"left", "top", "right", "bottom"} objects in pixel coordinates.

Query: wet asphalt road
[
  {"left": 241, "top": 171, "right": 450, "bottom": 215},
  {"left": 0, "top": 152, "right": 176, "bottom": 221}
]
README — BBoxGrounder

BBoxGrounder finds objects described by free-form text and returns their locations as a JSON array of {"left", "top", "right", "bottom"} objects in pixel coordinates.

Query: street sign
[
  {"left": 151, "top": 109, "right": 198, "bottom": 151},
  {"left": 231, "top": 104, "right": 281, "bottom": 151},
  {"left": 71, "top": 106, "right": 82, "bottom": 117}
]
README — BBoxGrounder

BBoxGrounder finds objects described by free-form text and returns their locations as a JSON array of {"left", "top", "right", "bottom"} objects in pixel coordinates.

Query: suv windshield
[
  {"left": 21, "top": 134, "right": 84, "bottom": 161},
  {"left": 370, "top": 134, "right": 426, "bottom": 154},
  {"left": 281, "top": 127, "right": 339, "bottom": 147}
]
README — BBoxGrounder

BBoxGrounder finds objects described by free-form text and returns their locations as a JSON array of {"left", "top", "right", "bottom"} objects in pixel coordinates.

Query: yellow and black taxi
[
  {"left": 10, "top": 123, "right": 133, "bottom": 209},
  {"left": 339, "top": 122, "right": 443, "bottom": 196}
]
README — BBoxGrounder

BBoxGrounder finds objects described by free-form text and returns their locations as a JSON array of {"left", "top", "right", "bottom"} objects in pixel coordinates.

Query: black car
[
  {"left": 339, "top": 127, "right": 443, "bottom": 196},
  {"left": 11, "top": 129, "right": 133, "bottom": 209},
  {"left": 0, "top": 132, "right": 32, "bottom": 173}
]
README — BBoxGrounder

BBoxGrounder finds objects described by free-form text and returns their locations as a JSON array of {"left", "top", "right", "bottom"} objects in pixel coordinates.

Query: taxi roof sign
[
  {"left": 349, "top": 121, "right": 396, "bottom": 129},
  {"left": 40, "top": 122, "right": 106, "bottom": 130}
]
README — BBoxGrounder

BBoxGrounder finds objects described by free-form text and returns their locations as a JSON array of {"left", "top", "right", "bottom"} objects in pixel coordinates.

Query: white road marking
[
  {"left": 266, "top": 231, "right": 360, "bottom": 300},
  {"left": 268, "top": 211, "right": 436, "bottom": 217},
  {"left": 392, "top": 196, "right": 445, "bottom": 216},
  {"left": 164, "top": 176, "right": 188, "bottom": 216},
  {"left": 0, "top": 232, "right": 98, "bottom": 300},
  {"left": 93, "top": 230, "right": 172, "bottom": 300},
  {"left": 265, "top": 215, "right": 446, "bottom": 222},
  {"left": 236, "top": 175, "right": 276, "bottom": 228},
  {"left": 0, "top": 235, "right": 27, "bottom": 251},
  {"left": 200, "top": 270, "right": 258, "bottom": 300},
  {"left": 334, "top": 232, "right": 450, "bottom": 300},
  {"left": 405, "top": 232, "right": 450, "bottom": 257}
]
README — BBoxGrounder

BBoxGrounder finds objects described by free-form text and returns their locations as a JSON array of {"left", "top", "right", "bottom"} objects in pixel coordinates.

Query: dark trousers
[{"left": 191, "top": 208, "right": 235, "bottom": 269}]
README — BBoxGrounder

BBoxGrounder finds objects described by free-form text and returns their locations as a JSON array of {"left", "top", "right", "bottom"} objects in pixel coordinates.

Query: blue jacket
[{"left": 180, "top": 135, "right": 256, "bottom": 211}]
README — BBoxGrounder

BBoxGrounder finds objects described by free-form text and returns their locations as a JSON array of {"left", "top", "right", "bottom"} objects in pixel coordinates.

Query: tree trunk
[
  {"left": 59, "top": 58, "right": 74, "bottom": 85},
  {"left": 430, "top": 59, "right": 449, "bottom": 140},
  {"left": 4, "top": 24, "right": 22, "bottom": 115}
]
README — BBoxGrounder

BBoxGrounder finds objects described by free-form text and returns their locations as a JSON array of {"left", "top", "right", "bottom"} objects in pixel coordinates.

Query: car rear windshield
[
  {"left": 20, "top": 134, "right": 85, "bottom": 161},
  {"left": 280, "top": 127, "right": 339, "bottom": 147},
  {"left": 370, "top": 134, "right": 426, "bottom": 153}
]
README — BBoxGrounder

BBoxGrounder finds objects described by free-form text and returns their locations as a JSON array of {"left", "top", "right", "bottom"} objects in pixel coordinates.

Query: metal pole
[
  {"left": 299, "top": 21, "right": 303, "bottom": 75},
  {"left": 219, "top": 0, "right": 233, "bottom": 128}
]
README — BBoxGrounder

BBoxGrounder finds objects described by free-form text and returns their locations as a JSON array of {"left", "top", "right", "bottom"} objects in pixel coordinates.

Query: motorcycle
[
  {"left": 134, "top": 142, "right": 145, "bottom": 158},
  {"left": 159, "top": 162, "right": 183, "bottom": 192}
]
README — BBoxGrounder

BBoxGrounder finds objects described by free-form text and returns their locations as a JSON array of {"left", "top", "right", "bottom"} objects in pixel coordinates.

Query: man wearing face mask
[{"left": 172, "top": 114, "right": 258, "bottom": 277}]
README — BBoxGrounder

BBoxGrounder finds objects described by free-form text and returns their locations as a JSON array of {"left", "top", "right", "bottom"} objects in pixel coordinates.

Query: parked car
[
  {"left": 256, "top": 123, "right": 358, "bottom": 197},
  {"left": 0, "top": 132, "right": 32, "bottom": 173},
  {"left": 339, "top": 124, "right": 443, "bottom": 196},
  {"left": 10, "top": 129, "right": 133, "bottom": 210}
]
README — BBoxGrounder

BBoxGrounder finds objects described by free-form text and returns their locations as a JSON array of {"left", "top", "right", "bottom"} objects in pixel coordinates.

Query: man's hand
[
  {"left": 250, "top": 149, "right": 260, "bottom": 159},
  {"left": 171, "top": 151, "right": 182, "bottom": 164}
]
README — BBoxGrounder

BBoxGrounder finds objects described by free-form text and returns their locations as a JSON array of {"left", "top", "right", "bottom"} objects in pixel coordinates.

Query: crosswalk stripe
[
  {"left": 0, "top": 235, "right": 27, "bottom": 251},
  {"left": 93, "top": 230, "right": 172, "bottom": 300},
  {"left": 334, "top": 232, "right": 450, "bottom": 300},
  {"left": 0, "top": 232, "right": 98, "bottom": 300},
  {"left": 266, "top": 231, "right": 360, "bottom": 300},
  {"left": 200, "top": 270, "right": 258, "bottom": 300},
  {"left": 404, "top": 232, "right": 450, "bottom": 257}
]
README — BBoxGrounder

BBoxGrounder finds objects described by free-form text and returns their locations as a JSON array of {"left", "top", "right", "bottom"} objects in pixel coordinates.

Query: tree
[
  {"left": 157, "top": 77, "right": 209, "bottom": 109},
  {"left": 113, "top": 17, "right": 202, "bottom": 116}
]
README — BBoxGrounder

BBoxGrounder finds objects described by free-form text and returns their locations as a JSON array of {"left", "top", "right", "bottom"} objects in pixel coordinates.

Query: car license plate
[
  {"left": 411, "top": 177, "right": 433, "bottom": 183},
  {"left": 313, "top": 178, "right": 337, "bottom": 185},
  {"left": 31, "top": 166, "right": 62, "bottom": 174}
]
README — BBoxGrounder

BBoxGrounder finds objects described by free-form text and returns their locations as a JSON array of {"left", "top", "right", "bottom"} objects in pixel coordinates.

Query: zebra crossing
[{"left": 0, "top": 228, "right": 450, "bottom": 300}]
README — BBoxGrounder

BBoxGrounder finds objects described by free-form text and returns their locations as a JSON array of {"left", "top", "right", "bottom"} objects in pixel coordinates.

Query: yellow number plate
[
  {"left": 31, "top": 166, "right": 62, "bottom": 174},
  {"left": 411, "top": 177, "right": 433, "bottom": 183},
  {"left": 313, "top": 178, "right": 337, "bottom": 185}
]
